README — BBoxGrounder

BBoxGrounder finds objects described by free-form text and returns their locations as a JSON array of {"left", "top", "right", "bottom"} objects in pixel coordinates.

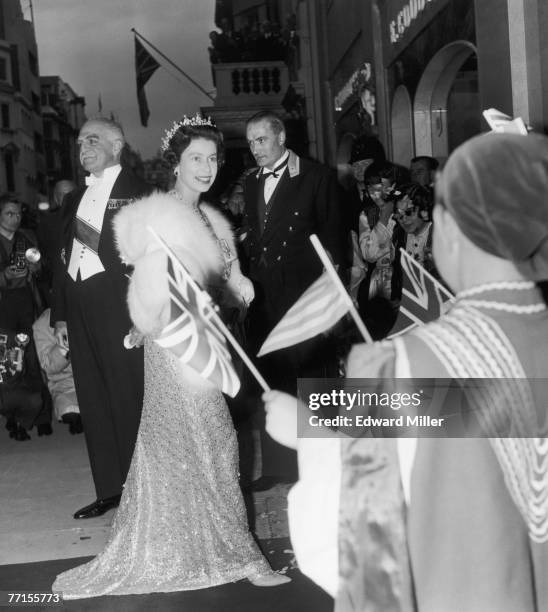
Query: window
[
  {"left": 10, "top": 45, "right": 19, "bottom": 92},
  {"left": 1, "top": 104, "right": 9, "bottom": 128},
  {"left": 32, "top": 92, "right": 40, "bottom": 114},
  {"left": 0, "top": 57, "right": 6, "bottom": 81},
  {"left": 34, "top": 131, "right": 43, "bottom": 153},
  {"left": 5, "top": 154, "right": 15, "bottom": 192},
  {"left": 37, "top": 172, "right": 46, "bottom": 193},
  {"left": 28, "top": 52, "right": 38, "bottom": 77}
]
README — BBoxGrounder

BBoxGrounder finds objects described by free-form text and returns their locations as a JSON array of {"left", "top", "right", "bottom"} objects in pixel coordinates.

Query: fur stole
[{"left": 114, "top": 191, "right": 238, "bottom": 336}]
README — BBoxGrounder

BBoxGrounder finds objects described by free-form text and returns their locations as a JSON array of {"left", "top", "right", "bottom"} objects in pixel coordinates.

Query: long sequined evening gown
[{"left": 52, "top": 340, "right": 271, "bottom": 599}]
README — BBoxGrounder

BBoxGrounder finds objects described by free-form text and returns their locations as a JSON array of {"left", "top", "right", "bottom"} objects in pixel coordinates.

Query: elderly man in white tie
[{"left": 51, "top": 118, "right": 150, "bottom": 519}]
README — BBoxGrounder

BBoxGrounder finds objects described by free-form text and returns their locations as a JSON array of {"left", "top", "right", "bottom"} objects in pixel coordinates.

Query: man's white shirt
[
  {"left": 262, "top": 150, "right": 289, "bottom": 204},
  {"left": 68, "top": 164, "right": 121, "bottom": 281}
]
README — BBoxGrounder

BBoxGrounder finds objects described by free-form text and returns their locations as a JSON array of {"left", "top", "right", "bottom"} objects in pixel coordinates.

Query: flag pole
[
  {"left": 147, "top": 227, "right": 271, "bottom": 393},
  {"left": 309, "top": 234, "right": 373, "bottom": 343},
  {"left": 131, "top": 28, "right": 215, "bottom": 102}
]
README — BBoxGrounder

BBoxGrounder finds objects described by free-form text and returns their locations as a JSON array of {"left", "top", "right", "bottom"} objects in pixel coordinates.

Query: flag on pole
[
  {"left": 134, "top": 36, "right": 160, "bottom": 127},
  {"left": 258, "top": 269, "right": 350, "bottom": 357},
  {"left": 482, "top": 108, "right": 528, "bottom": 135},
  {"left": 154, "top": 256, "right": 241, "bottom": 397},
  {"left": 388, "top": 249, "right": 454, "bottom": 338}
]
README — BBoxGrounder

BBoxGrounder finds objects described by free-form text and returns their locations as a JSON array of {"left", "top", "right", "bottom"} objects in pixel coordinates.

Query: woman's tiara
[{"left": 160, "top": 114, "right": 214, "bottom": 152}]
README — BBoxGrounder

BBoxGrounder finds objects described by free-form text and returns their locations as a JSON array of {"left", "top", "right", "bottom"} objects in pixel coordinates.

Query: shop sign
[
  {"left": 389, "top": 0, "right": 438, "bottom": 43},
  {"left": 333, "top": 62, "right": 375, "bottom": 125}
]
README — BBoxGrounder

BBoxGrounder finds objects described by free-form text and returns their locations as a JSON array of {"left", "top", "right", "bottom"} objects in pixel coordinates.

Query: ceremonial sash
[{"left": 75, "top": 217, "right": 101, "bottom": 255}]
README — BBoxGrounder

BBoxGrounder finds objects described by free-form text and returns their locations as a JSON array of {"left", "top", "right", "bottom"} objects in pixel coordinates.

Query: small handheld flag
[
  {"left": 483, "top": 108, "right": 528, "bottom": 135},
  {"left": 148, "top": 227, "right": 270, "bottom": 394},
  {"left": 258, "top": 269, "right": 349, "bottom": 357},
  {"left": 257, "top": 235, "right": 372, "bottom": 357},
  {"left": 388, "top": 249, "right": 454, "bottom": 338},
  {"left": 155, "top": 257, "right": 241, "bottom": 397}
]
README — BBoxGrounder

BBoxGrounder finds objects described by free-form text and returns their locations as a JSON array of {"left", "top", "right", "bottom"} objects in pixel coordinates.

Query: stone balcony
[
  {"left": 203, "top": 61, "right": 289, "bottom": 144},
  {"left": 213, "top": 61, "right": 288, "bottom": 106}
]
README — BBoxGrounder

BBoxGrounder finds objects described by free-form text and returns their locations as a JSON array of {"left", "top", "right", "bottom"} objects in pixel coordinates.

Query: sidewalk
[
  {"left": 0, "top": 419, "right": 333, "bottom": 611},
  {"left": 0, "top": 419, "right": 292, "bottom": 565}
]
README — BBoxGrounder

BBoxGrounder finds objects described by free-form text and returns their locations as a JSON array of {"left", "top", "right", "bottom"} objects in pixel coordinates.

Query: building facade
[
  {"left": 0, "top": 0, "right": 45, "bottom": 204},
  {"left": 40, "top": 75, "right": 86, "bottom": 192},
  {"left": 324, "top": 0, "right": 548, "bottom": 173},
  {"left": 206, "top": 0, "right": 548, "bottom": 185}
]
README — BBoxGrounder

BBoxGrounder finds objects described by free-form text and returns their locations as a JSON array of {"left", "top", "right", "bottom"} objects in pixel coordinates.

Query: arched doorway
[
  {"left": 414, "top": 41, "right": 479, "bottom": 161},
  {"left": 390, "top": 85, "right": 414, "bottom": 168}
]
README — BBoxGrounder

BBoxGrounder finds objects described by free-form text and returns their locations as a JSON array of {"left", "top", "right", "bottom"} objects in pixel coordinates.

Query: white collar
[
  {"left": 264, "top": 150, "right": 289, "bottom": 172},
  {"left": 85, "top": 164, "right": 121, "bottom": 186}
]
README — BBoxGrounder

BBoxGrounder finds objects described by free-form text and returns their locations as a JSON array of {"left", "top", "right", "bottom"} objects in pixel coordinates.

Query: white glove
[{"left": 238, "top": 275, "right": 255, "bottom": 307}]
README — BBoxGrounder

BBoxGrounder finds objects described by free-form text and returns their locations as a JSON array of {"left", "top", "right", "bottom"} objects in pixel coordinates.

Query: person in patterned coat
[{"left": 264, "top": 132, "right": 548, "bottom": 611}]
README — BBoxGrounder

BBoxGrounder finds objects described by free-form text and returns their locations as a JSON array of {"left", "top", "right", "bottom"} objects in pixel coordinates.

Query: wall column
[{"left": 506, "top": 0, "right": 543, "bottom": 130}]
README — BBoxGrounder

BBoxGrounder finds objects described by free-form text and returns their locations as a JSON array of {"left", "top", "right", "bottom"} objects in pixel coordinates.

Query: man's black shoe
[
  {"left": 37, "top": 423, "right": 53, "bottom": 436},
  {"left": 73, "top": 495, "right": 121, "bottom": 519},
  {"left": 62, "top": 413, "right": 83, "bottom": 434}
]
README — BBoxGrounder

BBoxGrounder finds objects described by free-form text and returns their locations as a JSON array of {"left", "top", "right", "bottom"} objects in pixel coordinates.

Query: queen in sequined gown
[{"left": 53, "top": 119, "right": 284, "bottom": 599}]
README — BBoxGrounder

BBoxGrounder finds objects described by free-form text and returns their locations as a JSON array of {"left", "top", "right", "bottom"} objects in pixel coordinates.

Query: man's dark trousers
[{"left": 65, "top": 270, "right": 143, "bottom": 500}]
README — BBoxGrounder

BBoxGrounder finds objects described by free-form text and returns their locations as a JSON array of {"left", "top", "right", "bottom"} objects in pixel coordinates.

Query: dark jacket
[{"left": 243, "top": 150, "right": 345, "bottom": 330}]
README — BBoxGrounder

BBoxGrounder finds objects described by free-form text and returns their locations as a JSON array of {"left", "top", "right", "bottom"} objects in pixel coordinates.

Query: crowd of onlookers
[
  {"left": 208, "top": 15, "right": 299, "bottom": 68},
  {"left": 345, "top": 145, "right": 439, "bottom": 340},
  {"left": 0, "top": 185, "right": 81, "bottom": 442}
]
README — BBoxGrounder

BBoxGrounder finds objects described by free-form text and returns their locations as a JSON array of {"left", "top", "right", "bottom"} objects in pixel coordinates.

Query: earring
[{"left": 174, "top": 168, "right": 179, "bottom": 177}]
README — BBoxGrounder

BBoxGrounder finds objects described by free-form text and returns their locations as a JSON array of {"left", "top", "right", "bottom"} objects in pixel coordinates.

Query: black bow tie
[{"left": 261, "top": 158, "right": 288, "bottom": 180}]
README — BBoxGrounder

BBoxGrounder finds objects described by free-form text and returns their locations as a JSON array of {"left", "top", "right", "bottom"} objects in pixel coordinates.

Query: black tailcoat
[{"left": 51, "top": 168, "right": 150, "bottom": 499}]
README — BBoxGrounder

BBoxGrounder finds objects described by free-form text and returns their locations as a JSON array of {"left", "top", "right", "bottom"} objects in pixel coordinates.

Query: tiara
[{"left": 160, "top": 114, "right": 214, "bottom": 152}]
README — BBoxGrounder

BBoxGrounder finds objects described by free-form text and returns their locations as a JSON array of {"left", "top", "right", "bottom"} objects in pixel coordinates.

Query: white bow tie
[{"left": 85, "top": 174, "right": 102, "bottom": 187}]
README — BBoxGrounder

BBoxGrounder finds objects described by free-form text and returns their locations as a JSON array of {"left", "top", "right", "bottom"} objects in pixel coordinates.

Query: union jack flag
[
  {"left": 154, "top": 257, "right": 240, "bottom": 397},
  {"left": 388, "top": 249, "right": 454, "bottom": 338}
]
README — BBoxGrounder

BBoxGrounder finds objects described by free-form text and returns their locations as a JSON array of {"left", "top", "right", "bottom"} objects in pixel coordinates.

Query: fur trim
[
  {"left": 113, "top": 192, "right": 238, "bottom": 335},
  {"left": 114, "top": 191, "right": 220, "bottom": 273}
]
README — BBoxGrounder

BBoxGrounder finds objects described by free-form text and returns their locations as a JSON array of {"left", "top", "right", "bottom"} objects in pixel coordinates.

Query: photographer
[
  {"left": 0, "top": 194, "right": 42, "bottom": 332},
  {"left": 0, "top": 194, "right": 51, "bottom": 440}
]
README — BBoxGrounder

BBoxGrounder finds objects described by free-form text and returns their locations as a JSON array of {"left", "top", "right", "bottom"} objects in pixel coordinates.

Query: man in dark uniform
[
  {"left": 51, "top": 119, "right": 149, "bottom": 518},
  {"left": 243, "top": 110, "right": 344, "bottom": 489}
]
